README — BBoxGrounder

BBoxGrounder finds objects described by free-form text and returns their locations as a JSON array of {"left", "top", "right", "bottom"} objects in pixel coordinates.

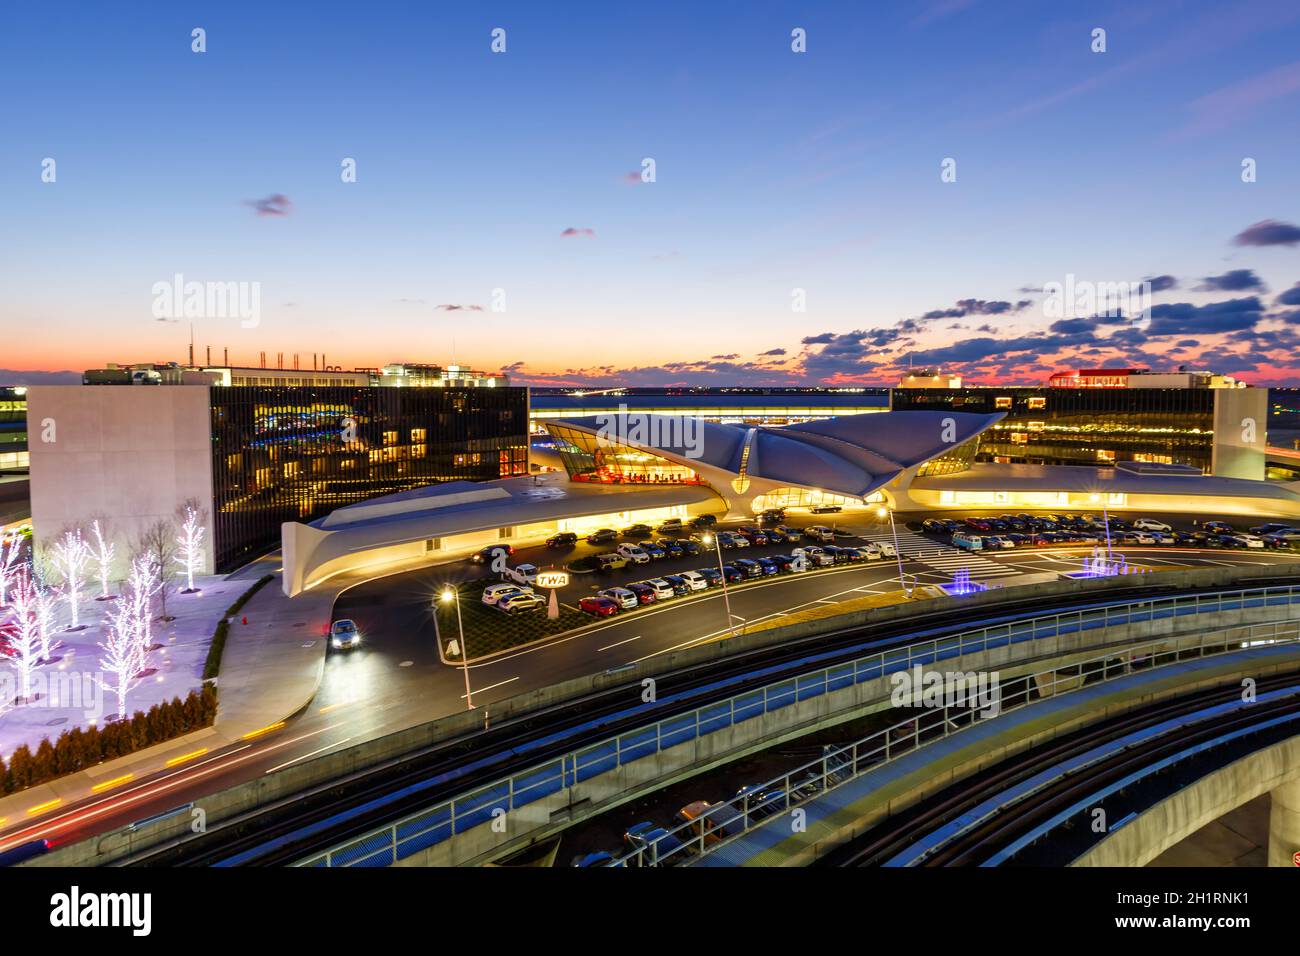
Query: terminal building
[{"left": 26, "top": 365, "right": 528, "bottom": 575}]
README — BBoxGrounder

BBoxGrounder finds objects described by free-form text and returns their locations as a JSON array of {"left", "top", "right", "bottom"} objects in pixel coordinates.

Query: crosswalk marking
[{"left": 849, "top": 529, "right": 1020, "bottom": 577}]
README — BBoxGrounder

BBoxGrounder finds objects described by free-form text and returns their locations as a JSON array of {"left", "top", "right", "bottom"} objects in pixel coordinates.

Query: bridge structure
[{"left": 30, "top": 564, "right": 1300, "bottom": 869}]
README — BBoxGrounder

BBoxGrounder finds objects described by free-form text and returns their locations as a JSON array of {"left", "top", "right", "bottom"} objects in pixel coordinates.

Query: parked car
[
  {"left": 755, "top": 557, "right": 780, "bottom": 576},
  {"left": 655, "top": 538, "right": 685, "bottom": 558},
  {"left": 643, "top": 579, "right": 676, "bottom": 600},
  {"left": 922, "top": 518, "right": 948, "bottom": 534},
  {"left": 570, "top": 850, "right": 621, "bottom": 867},
  {"left": 758, "top": 509, "right": 786, "bottom": 525},
  {"left": 733, "top": 558, "right": 763, "bottom": 579},
  {"left": 328, "top": 618, "right": 362, "bottom": 652},
  {"left": 501, "top": 563, "right": 540, "bottom": 586},
  {"left": 1133, "top": 518, "right": 1172, "bottom": 532},
  {"left": 857, "top": 543, "right": 883, "bottom": 560},
  {"left": 678, "top": 570, "right": 709, "bottom": 591},
  {"left": 822, "top": 546, "right": 852, "bottom": 565},
  {"left": 1203, "top": 520, "right": 1235, "bottom": 534},
  {"left": 657, "top": 518, "right": 684, "bottom": 533},
  {"left": 769, "top": 553, "right": 797, "bottom": 572},
  {"left": 719, "top": 564, "right": 744, "bottom": 583},
  {"left": 470, "top": 544, "right": 514, "bottom": 564},
  {"left": 622, "top": 524, "right": 653, "bottom": 538},
  {"left": 616, "top": 543, "right": 651, "bottom": 565},
  {"left": 983, "top": 535, "right": 1014, "bottom": 550},
  {"left": 623, "top": 822, "right": 685, "bottom": 862},
  {"left": 482, "top": 582, "right": 532, "bottom": 606},
  {"left": 792, "top": 546, "right": 833, "bottom": 567},
  {"left": 598, "top": 587, "right": 638, "bottom": 609},
  {"left": 578, "top": 596, "right": 620, "bottom": 618},
  {"left": 595, "top": 553, "right": 629, "bottom": 572},
  {"left": 677, "top": 539, "right": 702, "bottom": 556},
  {"left": 765, "top": 527, "right": 789, "bottom": 545},
  {"left": 697, "top": 567, "right": 723, "bottom": 587},
  {"left": 964, "top": 518, "right": 992, "bottom": 532},
  {"left": 809, "top": 505, "right": 842, "bottom": 514},
  {"left": 586, "top": 528, "right": 618, "bottom": 545},
  {"left": 806, "top": 525, "right": 836, "bottom": 542},
  {"left": 690, "top": 514, "right": 718, "bottom": 529},
  {"left": 737, "top": 526, "right": 769, "bottom": 546},
  {"left": 775, "top": 525, "right": 802, "bottom": 542},
  {"left": 660, "top": 574, "right": 691, "bottom": 596},
  {"left": 952, "top": 533, "right": 984, "bottom": 551},
  {"left": 1250, "top": 523, "right": 1296, "bottom": 536},
  {"left": 626, "top": 582, "right": 657, "bottom": 604},
  {"left": 497, "top": 591, "right": 546, "bottom": 614},
  {"left": 1229, "top": 533, "right": 1266, "bottom": 549},
  {"left": 545, "top": 531, "right": 579, "bottom": 548},
  {"left": 641, "top": 542, "right": 667, "bottom": 560}
]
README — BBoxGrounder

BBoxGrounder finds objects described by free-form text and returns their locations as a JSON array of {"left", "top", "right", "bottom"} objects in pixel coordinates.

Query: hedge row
[
  {"left": 0, "top": 683, "right": 218, "bottom": 796},
  {"left": 201, "top": 573, "right": 274, "bottom": 681}
]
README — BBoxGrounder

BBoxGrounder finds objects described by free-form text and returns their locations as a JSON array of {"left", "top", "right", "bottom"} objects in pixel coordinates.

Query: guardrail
[
  {"left": 628, "top": 618, "right": 1300, "bottom": 867},
  {"left": 297, "top": 584, "right": 1300, "bottom": 867}
]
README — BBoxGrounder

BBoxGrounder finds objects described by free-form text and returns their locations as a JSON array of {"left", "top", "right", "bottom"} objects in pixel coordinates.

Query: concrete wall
[
  {"left": 26, "top": 385, "right": 216, "bottom": 577},
  {"left": 1075, "top": 736, "right": 1300, "bottom": 867},
  {"left": 1213, "top": 387, "right": 1267, "bottom": 480}
]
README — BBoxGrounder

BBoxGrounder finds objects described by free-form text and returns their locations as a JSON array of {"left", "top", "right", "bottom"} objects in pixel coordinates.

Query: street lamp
[
  {"left": 440, "top": 587, "right": 474, "bottom": 710},
  {"left": 876, "top": 505, "right": 911, "bottom": 597},
  {"left": 700, "top": 533, "right": 738, "bottom": 637}
]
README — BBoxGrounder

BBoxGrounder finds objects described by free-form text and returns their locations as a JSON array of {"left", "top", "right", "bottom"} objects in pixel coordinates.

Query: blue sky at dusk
[{"left": 3, "top": 0, "right": 1300, "bottom": 385}]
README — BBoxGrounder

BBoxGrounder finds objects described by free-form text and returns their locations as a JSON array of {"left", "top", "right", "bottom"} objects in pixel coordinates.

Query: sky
[{"left": 2, "top": 0, "right": 1300, "bottom": 387}]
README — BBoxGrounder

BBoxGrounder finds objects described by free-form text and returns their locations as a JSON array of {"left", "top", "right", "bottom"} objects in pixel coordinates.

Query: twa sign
[
  {"left": 1293, "top": 850, "right": 1300, "bottom": 867},
  {"left": 536, "top": 571, "right": 569, "bottom": 589}
]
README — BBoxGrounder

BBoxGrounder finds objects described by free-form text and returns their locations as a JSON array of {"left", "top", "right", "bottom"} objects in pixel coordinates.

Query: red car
[{"left": 578, "top": 596, "right": 620, "bottom": 618}]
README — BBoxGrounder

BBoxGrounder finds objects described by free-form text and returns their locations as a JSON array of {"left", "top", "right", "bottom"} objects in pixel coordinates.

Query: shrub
[{"left": 0, "top": 687, "right": 219, "bottom": 797}]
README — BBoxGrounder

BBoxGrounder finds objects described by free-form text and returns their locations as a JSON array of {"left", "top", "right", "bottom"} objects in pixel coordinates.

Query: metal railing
[
  {"left": 621, "top": 618, "right": 1300, "bottom": 867},
  {"left": 297, "top": 583, "right": 1300, "bottom": 867}
]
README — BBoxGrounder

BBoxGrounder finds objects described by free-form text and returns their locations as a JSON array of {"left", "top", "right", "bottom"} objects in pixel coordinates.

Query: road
[{"left": 4, "top": 511, "right": 1297, "bottom": 855}]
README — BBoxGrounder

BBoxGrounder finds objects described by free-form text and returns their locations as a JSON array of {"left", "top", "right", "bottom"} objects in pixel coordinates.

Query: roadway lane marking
[
  {"left": 598, "top": 634, "right": 643, "bottom": 652},
  {"left": 464, "top": 676, "right": 519, "bottom": 699},
  {"left": 266, "top": 737, "right": 356, "bottom": 774}
]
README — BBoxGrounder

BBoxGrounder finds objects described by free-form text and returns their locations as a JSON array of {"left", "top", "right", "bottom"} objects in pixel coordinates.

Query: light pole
[
  {"left": 877, "top": 505, "right": 910, "bottom": 597},
  {"left": 440, "top": 587, "right": 474, "bottom": 710},
  {"left": 701, "top": 533, "right": 738, "bottom": 637}
]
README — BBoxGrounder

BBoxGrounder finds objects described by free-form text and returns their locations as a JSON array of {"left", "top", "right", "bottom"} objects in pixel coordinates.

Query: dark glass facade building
[
  {"left": 0, "top": 387, "right": 27, "bottom": 474},
  {"left": 892, "top": 387, "right": 1219, "bottom": 472},
  {"left": 210, "top": 386, "right": 529, "bottom": 571}
]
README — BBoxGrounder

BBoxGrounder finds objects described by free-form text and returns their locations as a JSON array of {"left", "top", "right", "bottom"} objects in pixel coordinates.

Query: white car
[
  {"left": 875, "top": 541, "right": 897, "bottom": 558},
  {"left": 482, "top": 582, "right": 532, "bottom": 606},
  {"left": 501, "top": 563, "right": 540, "bottom": 586},
  {"left": 598, "top": 587, "right": 638, "bottom": 609},
  {"left": 679, "top": 571, "right": 709, "bottom": 591},
  {"left": 643, "top": 579, "right": 675, "bottom": 600},
  {"left": 1128, "top": 532, "right": 1156, "bottom": 545},
  {"left": 726, "top": 533, "right": 751, "bottom": 549},
  {"left": 859, "top": 543, "right": 885, "bottom": 560},
  {"left": 328, "top": 619, "right": 362, "bottom": 651},
  {"left": 616, "top": 544, "right": 651, "bottom": 565},
  {"left": 793, "top": 546, "right": 833, "bottom": 567},
  {"left": 806, "top": 526, "right": 836, "bottom": 542},
  {"left": 1133, "top": 518, "right": 1172, "bottom": 532},
  {"left": 1230, "top": 534, "right": 1265, "bottom": 549},
  {"left": 497, "top": 591, "right": 546, "bottom": 614}
]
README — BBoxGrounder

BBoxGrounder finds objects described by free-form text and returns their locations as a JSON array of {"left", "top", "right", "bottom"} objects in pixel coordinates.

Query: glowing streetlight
[
  {"left": 700, "top": 533, "right": 738, "bottom": 637},
  {"left": 439, "top": 587, "right": 473, "bottom": 710}
]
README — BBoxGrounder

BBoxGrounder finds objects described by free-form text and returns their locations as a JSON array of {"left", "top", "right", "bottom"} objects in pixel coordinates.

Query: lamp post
[
  {"left": 876, "top": 505, "right": 910, "bottom": 597},
  {"left": 701, "top": 533, "right": 738, "bottom": 637},
  {"left": 440, "top": 587, "right": 474, "bottom": 710}
]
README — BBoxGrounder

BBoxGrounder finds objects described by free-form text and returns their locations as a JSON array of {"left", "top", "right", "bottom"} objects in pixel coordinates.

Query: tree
[
  {"left": 174, "top": 503, "right": 206, "bottom": 593},
  {"left": 48, "top": 528, "right": 91, "bottom": 629},
  {"left": 89, "top": 519, "right": 116, "bottom": 599},
  {"left": 7, "top": 568, "right": 42, "bottom": 702},
  {"left": 33, "top": 576, "right": 59, "bottom": 662},
  {"left": 136, "top": 519, "right": 176, "bottom": 621},
  {"left": 96, "top": 560, "right": 153, "bottom": 718},
  {"left": 0, "top": 534, "right": 20, "bottom": 606}
]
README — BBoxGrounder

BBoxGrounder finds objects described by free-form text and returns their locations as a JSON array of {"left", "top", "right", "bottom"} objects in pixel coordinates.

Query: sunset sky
[{"left": 3, "top": 0, "right": 1300, "bottom": 386}]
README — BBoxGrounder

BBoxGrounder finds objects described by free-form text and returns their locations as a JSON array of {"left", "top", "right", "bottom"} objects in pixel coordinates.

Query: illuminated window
[
  {"left": 410, "top": 428, "right": 426, "bottom": 442},
  {"left": 1027, "top": 396, "right": 1046, "bottom": 410},
  {"left": 994, "top": 396, "right": 1013, "bottom": 410}
]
